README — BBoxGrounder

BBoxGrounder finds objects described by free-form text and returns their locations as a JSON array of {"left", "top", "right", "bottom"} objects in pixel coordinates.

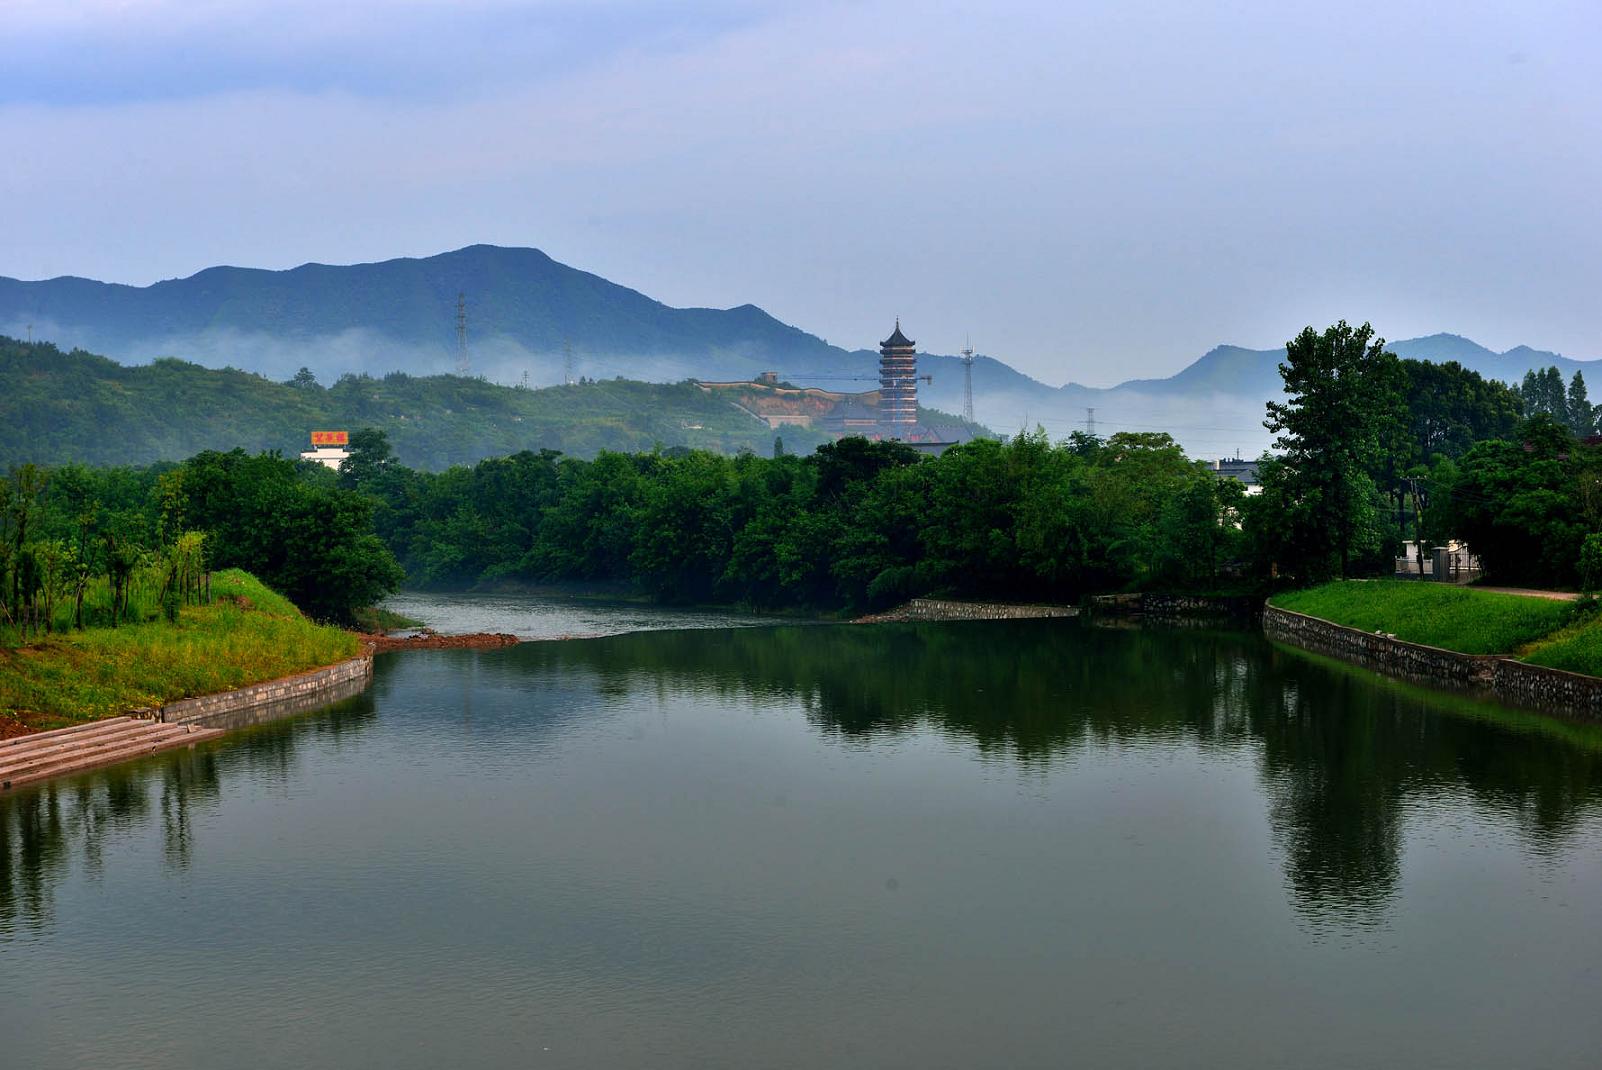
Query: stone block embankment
[
  {"left": 160, "top": 654, "right": 373, "bottom": 726},
  {"left": 1090, "top": 593, "right": 1261, "bottom": 619},
  {"left": 860, "top": 598, "right": 1078, "bottom": 624},
  {"left": 1264, "top": 605, "right": 1602, "bottom": 720}
]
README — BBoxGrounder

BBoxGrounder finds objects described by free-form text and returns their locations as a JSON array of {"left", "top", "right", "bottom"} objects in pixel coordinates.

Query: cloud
[{"left": 2, "top": 0, "right": 791, "bottom": 105}]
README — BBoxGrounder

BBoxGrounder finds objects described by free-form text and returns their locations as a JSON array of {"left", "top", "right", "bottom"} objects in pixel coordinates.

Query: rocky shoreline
[{"left": 362, "top": 629, "right": 523, "bottom": 652}]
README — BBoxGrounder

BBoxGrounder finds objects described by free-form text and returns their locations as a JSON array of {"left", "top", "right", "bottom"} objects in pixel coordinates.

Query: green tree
[
  {"left": 1569, "top": 371, "right": 1595, "bottom": 437},
  {"left": 182, "top": 449, "right": 402, "bottom": 622},
  {"left": 1259, "top": 322, "right": 1404, "bottom": 581},
  {"left": 338, "top": 427, "right": 397, "bottom": 490},
  {"left": 1545, "top": 367, "right": 1569, "bottom": 427},
  {"left": 1580, "top": 533, "right": 1602, "bottom": 593},
  {"left": 1436, "top": 415, "right": 1592, "bottom": 586}
]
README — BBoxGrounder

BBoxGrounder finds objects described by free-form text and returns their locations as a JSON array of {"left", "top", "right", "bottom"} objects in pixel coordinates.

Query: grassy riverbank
[
  {"left": 1, "top": 569, "right": 360, "bottom": 729},
  {"left": 1520, "top": 622, "right": 1602, "bottom": 676},
  {"left": 1270, "top": 581, "right": 1576, "bottom": 655}
]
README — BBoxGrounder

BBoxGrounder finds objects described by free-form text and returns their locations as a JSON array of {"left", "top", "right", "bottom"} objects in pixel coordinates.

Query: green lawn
[
  {"left": 1519, "top": 619, "right": 1602, "bottom": 676},
  {"left": 0, "top": 569, "right": 360, "bottom": 728},
  {"left": 1270, "top": 581, "right": 1575, "bottom": 655}
]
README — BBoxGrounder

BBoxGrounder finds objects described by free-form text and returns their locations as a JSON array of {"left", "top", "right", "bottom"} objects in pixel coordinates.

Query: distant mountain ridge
[
  {"left": 0, "top": 245, "right": 852, "bottom": 383},
  {"left": 2, "top": 245, "right": 1594, "bottom": 456}
]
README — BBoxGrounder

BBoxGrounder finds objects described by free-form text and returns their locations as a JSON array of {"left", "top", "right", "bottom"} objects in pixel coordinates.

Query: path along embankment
[{"left": 1265, "top": 604, "right": 1602, "bottom": 721}]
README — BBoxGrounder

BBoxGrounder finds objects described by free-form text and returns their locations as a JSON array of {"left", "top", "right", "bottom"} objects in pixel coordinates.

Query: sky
[{"left": 4, "top": 0, "right": 1601, "bottom": 386}]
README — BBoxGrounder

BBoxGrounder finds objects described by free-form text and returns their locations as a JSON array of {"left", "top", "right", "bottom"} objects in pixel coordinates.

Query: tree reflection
[
  {"left": 6, "top": 624, "right": 1602, "bottom": 937},
  {"left": 526, "top": 620, "right": 1602, "bottom": 928},
  {"left": 0, "top": 692, "right": 377, "bottom": 932}
]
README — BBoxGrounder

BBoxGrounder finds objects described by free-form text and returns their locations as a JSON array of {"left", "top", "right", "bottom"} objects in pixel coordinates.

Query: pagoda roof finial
[{"left": 881, "top": 319, "right": 915, "bottom": 348}]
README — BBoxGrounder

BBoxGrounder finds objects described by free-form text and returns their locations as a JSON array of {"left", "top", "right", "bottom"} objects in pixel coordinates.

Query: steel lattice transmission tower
[
  {"left": 564, "top": 340, "right": 576, "bottom": 386},
  {"left": 455, "top": 292, "right": 471, "bottom": 376},
  {"left": 960, "top": 338, "right": 976, "bottom": 423}
]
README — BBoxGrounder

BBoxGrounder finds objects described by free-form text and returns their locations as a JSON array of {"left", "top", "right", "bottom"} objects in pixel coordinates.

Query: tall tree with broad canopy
[{"left": 1261, "top": 321, "right": 1405, "bottom": 582}]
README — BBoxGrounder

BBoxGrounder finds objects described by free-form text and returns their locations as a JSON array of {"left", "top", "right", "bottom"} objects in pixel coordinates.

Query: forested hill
[{"left": 1, "top": 335, "right": 927, "bottom": 468}]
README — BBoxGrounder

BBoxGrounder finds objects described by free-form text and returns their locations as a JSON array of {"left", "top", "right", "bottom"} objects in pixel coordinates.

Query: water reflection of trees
[
  {"left": 0, "top": 693, "right": 377, "bottom": 932},
  {"left": 519, "top": 621, "right": 1602, "bottom": 927},
  {"left": 8, "top": 626, "right": 1602, "bottom": 935}
]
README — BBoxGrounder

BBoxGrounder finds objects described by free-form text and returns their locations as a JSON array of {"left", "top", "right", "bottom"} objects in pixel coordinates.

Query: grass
[
  {"left": 0, "top": 569, "right": 360, "bottom": 728},
  {"left": 1270, "top": 580, "right": 1575, "bottom": 655},
  {"left": 352, "top": 605, "right": 424, "bottom": 633},
  {"left": 1518, "top": 604, "right": 1602, "bottom": 676}
]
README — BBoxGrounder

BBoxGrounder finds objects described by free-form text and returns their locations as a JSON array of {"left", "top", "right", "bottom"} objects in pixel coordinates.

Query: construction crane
[{"left": 782, "top": 373, "right": 933, "bottom": 386}]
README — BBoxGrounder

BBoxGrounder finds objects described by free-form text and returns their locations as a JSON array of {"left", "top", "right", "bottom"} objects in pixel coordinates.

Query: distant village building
[
  {"left": 300, "top": 430, "right": 350, "bottom": 470},
  {"left": 1212, "top": 456, "right": 1261, "bottom": 493}
]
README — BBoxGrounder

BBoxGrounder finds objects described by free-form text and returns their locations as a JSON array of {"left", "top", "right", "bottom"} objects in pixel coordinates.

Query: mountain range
[{"left": 3, "top": 245, "right": 1593, "bottom": 457}]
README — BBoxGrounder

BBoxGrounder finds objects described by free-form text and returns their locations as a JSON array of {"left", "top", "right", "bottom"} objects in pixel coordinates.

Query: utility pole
[
  {"left": 455, "top": 292, "right": 470, "bottom": 376},
  {"left": 960, "top": 337, "right": 976, "bottom": 423}
]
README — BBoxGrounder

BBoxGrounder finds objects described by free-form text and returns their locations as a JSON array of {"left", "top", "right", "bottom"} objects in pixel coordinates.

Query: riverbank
[
  {"left": 1266, "top": 580, "right": 1602, "bottom": 718},
  {"left": 0, "top": 569, "right": 360, "bottom": 733},
  {"left": 1270, "top": 580, "right": 1577, "bottom": 654},
  {"left": 361, "top": 629, "right": 522, "bottom": 652}
]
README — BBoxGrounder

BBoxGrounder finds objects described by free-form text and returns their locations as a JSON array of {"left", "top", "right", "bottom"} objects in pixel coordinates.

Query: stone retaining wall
[
  {"left": 160, "top": 654, "right": 374, "bottom": 726},
  {"left": 1490, "top": 659, "right": 1602, "bottom": 719},
  {"left": 1139, "top": 593, "right": 1262, "bottom": 618},
  {"left": 869, "top": 599, "right": 1079, "bottom": 623},
  {"left": 1089, "top": 592, "right": 1261, "bottom": 618},
  {"left": 1264, "top": 605, "right": 1602, "bottom": 720}
]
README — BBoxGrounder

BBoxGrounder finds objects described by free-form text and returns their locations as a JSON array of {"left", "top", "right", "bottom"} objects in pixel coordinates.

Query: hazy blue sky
[{"left": 4, "top": 0, "right": 1599, "bottom": 384}]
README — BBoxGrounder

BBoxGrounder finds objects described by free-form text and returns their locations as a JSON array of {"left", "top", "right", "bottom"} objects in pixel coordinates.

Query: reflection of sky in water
[{"left": 4, "top": 617, "right": 1602, "bottom": 1069}]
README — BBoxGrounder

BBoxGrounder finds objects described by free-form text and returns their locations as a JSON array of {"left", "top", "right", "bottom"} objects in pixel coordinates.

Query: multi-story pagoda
[{"left": 878, "top": 320, "right": 918, "bottom": 427}]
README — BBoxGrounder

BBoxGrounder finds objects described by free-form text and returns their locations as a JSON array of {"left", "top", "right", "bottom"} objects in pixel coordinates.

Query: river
[{"left": 3, "top": 598, "right": 1602, "bottom": 1068}]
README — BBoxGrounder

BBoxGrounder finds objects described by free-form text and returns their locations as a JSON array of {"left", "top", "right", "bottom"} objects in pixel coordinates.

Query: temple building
[
  {"left": 692, "top": 319, "right": 981, "bottom": 455},
  {"left": 878, "top": 320, "right": 918, "bottom": 427}
]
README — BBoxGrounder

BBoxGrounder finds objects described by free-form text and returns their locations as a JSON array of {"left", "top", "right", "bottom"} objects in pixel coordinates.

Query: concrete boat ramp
[{"left": 0, "top": 717, "right": 223, "bottom": 793}]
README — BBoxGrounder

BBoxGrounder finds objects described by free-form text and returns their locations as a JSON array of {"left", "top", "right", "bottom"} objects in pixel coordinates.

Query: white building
[{"left": 300, "top": 431, "right": 350, "bottom": 471}]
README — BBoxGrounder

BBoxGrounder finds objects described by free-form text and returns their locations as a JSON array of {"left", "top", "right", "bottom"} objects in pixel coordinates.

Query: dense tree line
[
  {"left": 348, "top": 429, "right": 1250, "bottom": 609},
  {"left": 1245, "top": 323, "right": 1602, "bottom": 590},
  {"left": 310, "top": 325, "right": 1579, "bottom": 606},
  {"left": 1519, "top": 366, "right": 1596, "bottom": 438},
  {"left": 0, "top": 451, "right": 401, "bottom": 636},
  {"left": 10, "top": 318, "right": 1599, "bottom": 631},
  {"left": 1430, "top": 416, "right": 1602, "bottom": 588},
  {"left": 1249, "top": 322, "right": 1527, "bottom": 584}
]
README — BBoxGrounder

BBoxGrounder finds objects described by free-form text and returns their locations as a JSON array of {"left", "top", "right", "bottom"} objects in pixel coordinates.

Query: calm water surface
[{"left": 4, "top": 602, "right": 1602, "bottom": 1068}]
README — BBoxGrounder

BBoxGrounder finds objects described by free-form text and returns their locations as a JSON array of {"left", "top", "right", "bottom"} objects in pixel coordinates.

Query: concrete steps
[{"left": 0, "top": 717, "right": 223, "bottom": 792}]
